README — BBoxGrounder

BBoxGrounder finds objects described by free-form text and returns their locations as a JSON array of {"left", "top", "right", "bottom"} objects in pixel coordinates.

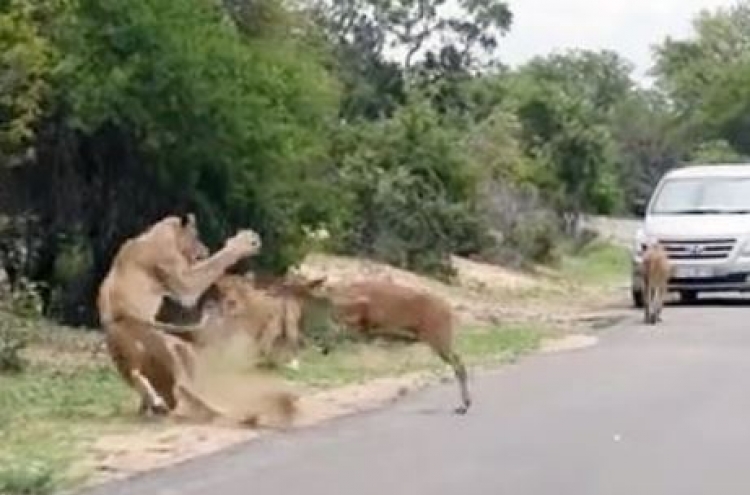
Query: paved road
[{"left": 80, "top": 298, "right": 750, "bottom": 495}]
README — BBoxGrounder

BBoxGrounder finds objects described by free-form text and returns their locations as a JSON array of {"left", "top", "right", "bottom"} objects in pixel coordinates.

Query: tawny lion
[
  {"left": 641, "top": 241, "right": 672, "bottom": 325},
  {"left": 299, "top": 277, "right": 472, "bottom": 415},
  {"left": 97, "top": 213, "right": 261, "bottom": 418},
  {"left": 201, "top": 274, "right": 306, "bottom": 370}
]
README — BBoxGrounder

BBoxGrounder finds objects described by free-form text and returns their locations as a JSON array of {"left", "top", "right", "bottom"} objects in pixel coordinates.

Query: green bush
[
  {"left": 505, "top": 213, "right": 561, "bottom": 264},
  {"left": 332, "top": 98, "right": 483, "bottom": 278},
  {"left": 0, "top": 318, "right": 29, "bottom": 374},
  {"left": 4, "top": 279, "right": 44, "bottom": 320},
  {"left": 298, "top": 295, "right": 360, "bottom": 354},
  {"left": 52, "top": 0, "right": 341, "bottom": 269},
  {"left": 0, "top": 0, "right": 344, "bottom": 324}
]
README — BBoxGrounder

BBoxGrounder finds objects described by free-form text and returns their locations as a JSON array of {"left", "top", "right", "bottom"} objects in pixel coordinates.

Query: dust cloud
[{"left": 173, "top": 329, "right": 300, "bottom": 429}]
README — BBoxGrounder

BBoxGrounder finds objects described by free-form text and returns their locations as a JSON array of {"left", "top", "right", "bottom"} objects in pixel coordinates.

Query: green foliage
[
  {"left": 0, "top": 0, "right": 55, "bottom": 162},
  {"left": 298, "top": 294, "right": 360, "bottom": 354},
  {"left": 653, "top": 3, "right": 750, "bottom": 115},
  {"left": 0, "top": 357, "right": 132, "bottom": 492},
  {"left": 522, "top": 49, "right": 634, "bottom": 116},
  {"left": 462, "top": 108, "right": 537, "bottom": 181},
  {"left": 507, "top": 63, "right": 624, "bottom": 215},
  {"left": 504, "top": 213, "right": 561, "bottom": 264},
  {"left": 697, "top": 61, "right": 750, "bottom": 154},
  {"left": 333, "top": 98, "right": 483, "bottom": 277},
  {"left": 283, "top": 324, "right": 544, "bottom": 388},
  {"left": 609, "top": 89, "right": 685, "bottom": 212},
  {"left": 0, "top": 322, "right": 28, "bottom": 373},
  {"left": 0, "top": 462, "right": 55, "bottom": 495},
  {"left": 653, "top": 2, "right": 750, "bottom": 156},
  {"left": 0, "top": 277, "right": 46, "bottom": 373},
  {"left": 50, "top": 0, "right": 341, "bottom": 270},
  {"left": 560, "top": 240, "right": 629, "bottom": 286},
  {"left": 3, "top": 278, "right": 44, "bottom": 320},
  {"left": 688, "top": 139, "right": 747, "bottom": 164}
]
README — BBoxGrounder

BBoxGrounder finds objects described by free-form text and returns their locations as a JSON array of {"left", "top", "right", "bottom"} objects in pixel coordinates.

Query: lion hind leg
[
  {"left": 656, "top": 280, "right": 667, "bottom": 322},
  {"left": 131, "top": 369, "right": 169, "bottom": 416}
]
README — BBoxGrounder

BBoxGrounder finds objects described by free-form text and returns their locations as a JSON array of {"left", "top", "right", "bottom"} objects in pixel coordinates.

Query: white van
[{"left": 631, "top": 164, "right": 750, "bottom": 307}]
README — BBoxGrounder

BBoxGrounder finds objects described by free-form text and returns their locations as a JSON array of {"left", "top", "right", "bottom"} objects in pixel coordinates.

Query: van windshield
[{"left": 650, "top": 177, "right": 750, "bottom": 214}]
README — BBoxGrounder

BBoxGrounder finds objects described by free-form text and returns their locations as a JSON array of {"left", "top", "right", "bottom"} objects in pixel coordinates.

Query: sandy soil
[{"left": 81, "top": 371, "right": 435, "bottom": 486}]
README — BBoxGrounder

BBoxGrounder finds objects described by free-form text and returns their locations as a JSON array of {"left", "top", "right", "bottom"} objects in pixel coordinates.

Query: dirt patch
[
  {"left": 175, "top": 332, "right": 300, "bottom": 428},
  {"left": 81, "top": 423, "right": 259, "bottom": 486},
  {"left": 80, "top": 372, "right": 433, "bottom": 487}
]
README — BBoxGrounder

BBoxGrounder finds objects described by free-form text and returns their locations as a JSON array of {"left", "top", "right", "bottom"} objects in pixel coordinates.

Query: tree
[
  {"left": 609, "top": 89, "right": 685, "bottom": 211},
  {"left": 688, "top": 139, "right": 747, "bottom": 164},
  {"left": 332, "top": 97, "right": 483, "bottom": 277},
  {"left": 312, "top": 0, "right": 511, "bottom": 72},
  {"left": 652, "top": 2, "right": 750, "bottom": 115},
  {"left": 506, "top": 52, "right": 630, "bottom": 220},
  {"left": 0, "top": 0, "right": 57, "bottom": 166},
  {"left": 522, "top": 49, "right": 635, "bottom": 120},
  {"left": 309, "top": 0, "right": 513, "bottom": 120},
  {"left": 652, "top": 2, "right": 750, "bottom": 154}
]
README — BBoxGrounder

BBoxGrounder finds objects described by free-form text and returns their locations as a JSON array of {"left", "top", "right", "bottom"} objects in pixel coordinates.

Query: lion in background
[{"left": 641, "top": 241, "right": 672, "bottom": 325}]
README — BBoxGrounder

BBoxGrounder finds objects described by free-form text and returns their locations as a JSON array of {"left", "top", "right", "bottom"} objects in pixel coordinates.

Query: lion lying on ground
[
  {"left": 97, "top": 213, "right": 263, "bottom": 420},
  {"left": 164, "top": 272, "right": 326, "bottom": 370},
  {"left": 641, "top": 241, "right": 671, "bottom": 325},
  {"left": 197, "top": 274, "right": 306, "bottom": 370},
  {"left": 294, "top": 277, "right": 472, "bottom": 415}
]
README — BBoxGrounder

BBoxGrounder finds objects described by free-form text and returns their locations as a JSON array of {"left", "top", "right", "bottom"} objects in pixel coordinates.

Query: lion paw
[{"left": 226, "top": 230, "right": 262, "bottom": 256}]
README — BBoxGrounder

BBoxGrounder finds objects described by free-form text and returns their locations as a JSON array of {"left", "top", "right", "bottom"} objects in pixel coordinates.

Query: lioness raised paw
[{"left": 225, "top": 230, "right": 262, "bottom": 257}]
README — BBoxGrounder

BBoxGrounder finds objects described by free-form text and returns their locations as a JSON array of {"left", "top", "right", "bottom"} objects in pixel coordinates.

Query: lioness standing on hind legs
[
  {"left": 641, "top": 240, "right": 672, "bottom": 325},
  {"left": 97, "top": 213, "right": 262, "bottom": 420}
]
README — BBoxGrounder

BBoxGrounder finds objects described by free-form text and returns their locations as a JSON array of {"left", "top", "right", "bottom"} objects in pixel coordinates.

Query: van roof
[{"left": 665, "top": 164, "right": 750, "bottom": 179}]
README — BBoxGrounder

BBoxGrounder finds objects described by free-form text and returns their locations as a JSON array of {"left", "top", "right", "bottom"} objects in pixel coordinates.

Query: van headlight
[{"left": 741, "top": 238, "right": 750, "bottom": 256}]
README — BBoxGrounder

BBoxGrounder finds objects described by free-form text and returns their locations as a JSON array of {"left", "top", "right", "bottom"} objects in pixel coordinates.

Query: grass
[
  {"left": 0, "top": 360, "right": 132, "bottom": 494},
  {"left": 281, "top": 324, "right": 546, "bottom": 388},
  {"left": 559, "top": 240, "right": 630, "bottom": 286}
]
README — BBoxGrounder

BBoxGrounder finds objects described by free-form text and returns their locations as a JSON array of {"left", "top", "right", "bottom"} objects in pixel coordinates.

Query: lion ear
[{"left": 180, "top": 213, "right": 197, "bottom": 228}]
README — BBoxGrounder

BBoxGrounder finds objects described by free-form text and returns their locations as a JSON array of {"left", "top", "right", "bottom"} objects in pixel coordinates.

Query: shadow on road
[{"left": 666, "top": 296, "right": 750, "bottom": 308}]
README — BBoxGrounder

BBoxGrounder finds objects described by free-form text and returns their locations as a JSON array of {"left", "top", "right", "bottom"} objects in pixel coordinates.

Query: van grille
[{"left": 657, "top": 238, "right": 736, "bottom": 260}]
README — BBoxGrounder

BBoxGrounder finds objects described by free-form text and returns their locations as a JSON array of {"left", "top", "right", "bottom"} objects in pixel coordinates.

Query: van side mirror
[{"left": 633, "top": 199, "right": 647, "bottom": 217}]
